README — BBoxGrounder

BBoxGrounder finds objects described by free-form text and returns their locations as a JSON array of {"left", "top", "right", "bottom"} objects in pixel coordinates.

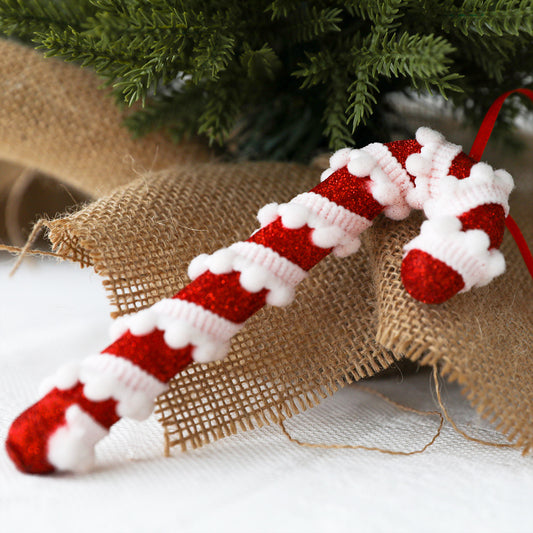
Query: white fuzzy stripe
[
  {"left": 109, "top": 297, "right": 244, "bottom": 364},
  {"left": 363, "top": 142, "right": 413, "bottom": 196},
  {"left": 321, "top": 144, "right": 411, "bottom": 221},
  {"left": 404, "top": 217, "right": 506, "bottom": 291},
  {"left": 47, "top": 405, "right": 108, "bottom": 473},
  {"left": 256, "top": 193, "right": 374, "bottom": 258},
  {"left": 424, "top": 163, "right": 514, "bottom": 218},
  {"left": 405, "top": 127, "right": 462, "bottom": 209},
  {"left": 189, "top": 240, "right": 305, "bottom": 308},
  {"left": 229, "top": 241, "right": 307, "bottom": 287},
  {"left": 39, "top": 354, "right": 168, "bottom": 421},
  {"left": 291, "top": 192, "right": 373, "bottom": 237},
  {"left": 152, "top": 298, "right": 242, "bottom": 342},
  {"left": 80, "top": 354, "right": 167, "bottom": 420}
]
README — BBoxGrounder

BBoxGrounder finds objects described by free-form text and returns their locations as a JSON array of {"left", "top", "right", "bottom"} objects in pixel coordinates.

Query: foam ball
[
  {"left": 128, "top": 310, "right": 157, "bottom": 336},
  {"left": 332, "top": 237, "right": 361, "bottom": 258},
  {"left": 415, "top": 127, "right": 444, "bottom": 145},
  {"left": 188, "top": 254, "right": 209, "bottom": 280},
  {"left": 311, "top": 225, "right": 344, "bottom": 248},
  {"left": 406, "top": 153, "right": 431, "bottom": 177},
  {"left": 329, "top": 147, "right": 352, "bottom": 170},
  {"left": 278, "top": 203, "right": 309, "bottom": 229},
  {"left": 239, "top": 265, "right": 269, "bottom": 293},
  {"left": 163, "top": 321, "right": 191, "bottom": 349},
  {"left": 266, "top": 285, "right": 294, "bottom": 307},
  {"left": 257, "top": 203, "right": 279, "bottom": 226},
  {"left": 207, "top": 248, "right": 235, "bottom": 274},
  {"left": 347, "top": 150, "right": 376, "bottom": 176}
]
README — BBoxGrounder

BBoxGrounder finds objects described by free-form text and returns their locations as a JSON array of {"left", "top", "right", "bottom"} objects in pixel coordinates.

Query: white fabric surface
[{"left": 1, "top": 255, "right": 532, "bottom": 533}]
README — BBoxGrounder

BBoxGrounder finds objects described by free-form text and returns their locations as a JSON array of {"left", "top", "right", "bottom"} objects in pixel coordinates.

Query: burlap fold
[
  {"left": 0, "top": 39, "right": 212, "bottom": 197},
  {"left": 1, "top": 38, "right": 532, "bottom": 455},
  {"left": 43, "top": 165, "right": 532, "bottom": 454}
]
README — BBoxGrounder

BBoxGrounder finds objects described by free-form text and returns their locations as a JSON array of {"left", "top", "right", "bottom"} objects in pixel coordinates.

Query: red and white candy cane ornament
[{"left": 5, "top": 119, "right": 522, "bottom": 474}]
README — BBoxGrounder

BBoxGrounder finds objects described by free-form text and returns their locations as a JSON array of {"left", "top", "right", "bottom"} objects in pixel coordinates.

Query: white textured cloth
[{"left": 1, "top": 256, "right": 532, "bottom": 533}]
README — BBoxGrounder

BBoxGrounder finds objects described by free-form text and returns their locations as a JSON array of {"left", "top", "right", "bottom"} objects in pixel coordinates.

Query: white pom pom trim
[
  {"left": 423, "top": 161, "right": 515, "bottom": 219},
  {"left": 47, "top": 405, "right": 108, "bottom": 473},
  {"left": 405, "top": 127, "right": 462, "bottom": 210},
  {"left": 404, "top": 217, "right": 506, "bottom": 291}
]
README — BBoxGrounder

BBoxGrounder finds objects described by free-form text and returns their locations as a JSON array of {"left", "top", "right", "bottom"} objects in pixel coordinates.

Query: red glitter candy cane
[{"left": 5, "top": 125, "right": 517, "bottom": 474}]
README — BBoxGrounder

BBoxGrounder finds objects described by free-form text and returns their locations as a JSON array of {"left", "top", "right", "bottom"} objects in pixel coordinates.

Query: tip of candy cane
[
  {"left": 6, "top": 384, "right": 118, "bottom": 475},
  {"left": 6, "top": 400, "right": 59, "bottom": 474},
  {"left": 401, "top": 249, "right": 465, "bottom": 304}
]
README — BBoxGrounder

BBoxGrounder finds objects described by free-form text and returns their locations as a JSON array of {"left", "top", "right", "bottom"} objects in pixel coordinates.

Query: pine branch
[
  {"left": 345, "top": 70, "right": 378, "bottom": 133},
  {"left": 0, "top": 0, "right": 93, "bottom": 37},
  {"left": 1, "top": 0, "right": 532, "bottom": 161},
  {"left": 440, "top": 0, "right": 533, "bottom": 37}
]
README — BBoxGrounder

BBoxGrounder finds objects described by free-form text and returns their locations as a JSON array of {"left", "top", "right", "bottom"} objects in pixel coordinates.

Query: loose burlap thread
[{"left": 1, "top": 39, "right": 532, "bottom": 454}]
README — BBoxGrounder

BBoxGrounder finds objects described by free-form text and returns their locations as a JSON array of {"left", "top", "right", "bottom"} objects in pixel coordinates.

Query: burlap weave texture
[
  {"left": 0, "top": 39, "right": 212, "bottom": 198},
  {"left": 44, "top": 165, "right": 532, "bottom": 454},
  {"left": 1, "top": 38, "right": 531, "bottom": 455}
]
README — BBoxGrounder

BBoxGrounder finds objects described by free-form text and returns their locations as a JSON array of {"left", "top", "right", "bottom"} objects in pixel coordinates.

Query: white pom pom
[
  {"left": 193, "top": 342, "right": 221, "bottom": 363},
  {"left": 278, "top": 203, "right": 309, "bottom": 229},
  {"left": 320, "top": 168, "right": 335, "bottom": 182},
  {"left": 332, "top": 237, "right": 361, "bottom": 258},
  {"left": 163, "top": 321, "right": 191, "bottom": 349},
  {"left": 257, "top": 203, "right": 279, "bottom": 227},
  {"left": 109, "top": 317, "right": 129, "bottom": 341},
  {"left": 117, "top": 392, "right": 154, "bottom": 420},
  {"left": 311, "top": 225, "right": 344, "bottom": 248},
  {"left": 188, "top": 254, "right": 209, "bottom": 280},
  {"left": 54, "top": 363, "right": 81, "bottom": 390},
  {"left": 126, "top": 310, "right": 156, "bottom": 336},
  {"left": 405, "top": 184, "right": 428, "bottom": 210},
  {"left": 406, "top": 153, "right": 431, "bottom": 177},
  {"left": 437, "top": 174, "right": 460, "bottom": 195},
  {"left": 266, "top": 285, "right": 294, "bottom": 307},
  {"left": 83, "top": 375, "right": 117, "bottom": 401},
  {"left": 211, "top": 342, "right": 231, "bottom": 362},
  {"left": 206, "top": 248, "right": 235, "bottom": 275},
  {"left": 486, "top": 250, "right": 506, "bottom": 280},
  {"left": 370, "top": 180, "right": 400, "bottom": 207},
  {"left": 494, "top": 169, "right": 514, "bottom": 193},
  {"left": 464, "top": 229, "right": 490, "bottom": 254},
  {"left": 346, "top": 150, "right": 376, "bottom": 177},
  {"left": 415, "top": 127, "right": 445, "bottom": 146},
  {"left": 468, "top": 162, "right": 493, "bottom": 183},
  {"left": 420, "top": 217, "right": 461, "bottom": 237},
  {"left": 239, "top": 265, "right": 269, "bottom": 293},
  {"left": 39, "top": 362, "right": 81, "bottom": 396},
  {"left": 329, "top": 148, "right": 352, "bottom": 170},
  {"left": 47, "top": 405, "right": 107, "bottom": 473},
  {"left": 384, "top": 204, "right": 411, "bottom": 221},
  {"left": 128, "top": 310, "right": 157, "bottom": 336}
]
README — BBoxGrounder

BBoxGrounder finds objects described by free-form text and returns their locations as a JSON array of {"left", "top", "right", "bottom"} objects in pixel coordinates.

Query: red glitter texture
[
  {"left": 401, "top": 249, "right": 465, "bottom": 304},
  {"left": 448, "top": 151, "right": 475, "bottom": 180},
  {"left": 459, "top": 203, "right": 506, "bottom": 249},
  {"left": 312, "top": 169, "right": 385, "bottom": 220},
  {"left": 103, "top": 330, "right": 193, "bottom": 383},
  {"left": 385, "top": 139, "right": 421, "bottom": 183},
  {"left": 175, "top": 271, "right": 268, "bottom": 324},
  {"left": 6, "top": 384, "right": 119, "bottom": 475},
  {"left": 249, "top": 218, "right": 330, "bottom": 270}
]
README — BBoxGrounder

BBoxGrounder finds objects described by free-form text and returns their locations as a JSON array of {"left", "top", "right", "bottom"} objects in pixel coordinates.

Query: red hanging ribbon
[{"left": 469, "top": 88, "right": 533, "bottom": 280}]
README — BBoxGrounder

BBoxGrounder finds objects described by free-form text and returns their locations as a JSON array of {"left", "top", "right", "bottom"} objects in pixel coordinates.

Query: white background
[{"left": 1, "top": 255, "right": 532, "bottom": 533}]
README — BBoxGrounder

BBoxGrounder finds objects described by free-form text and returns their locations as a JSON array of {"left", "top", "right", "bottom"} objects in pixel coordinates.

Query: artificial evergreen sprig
[{"left": 0, "top": 0, "right": 532, "bottom": 161}]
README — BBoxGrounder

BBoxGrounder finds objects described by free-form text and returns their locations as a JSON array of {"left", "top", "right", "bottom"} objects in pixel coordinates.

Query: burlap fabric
[
  {"left": 1, "top": 39, "right": 532, "bottom": 454},
  {"left": 0, "top": 39, "right": 213, "bottom": 198}
]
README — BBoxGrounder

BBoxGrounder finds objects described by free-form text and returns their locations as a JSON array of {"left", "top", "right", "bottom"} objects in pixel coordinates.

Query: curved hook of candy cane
[
  {"left": 6, "top": 128, "right": 512, "bottom": 474},
  {"left": 398, "top": 127, "right": 513, "bottom": 304}
]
